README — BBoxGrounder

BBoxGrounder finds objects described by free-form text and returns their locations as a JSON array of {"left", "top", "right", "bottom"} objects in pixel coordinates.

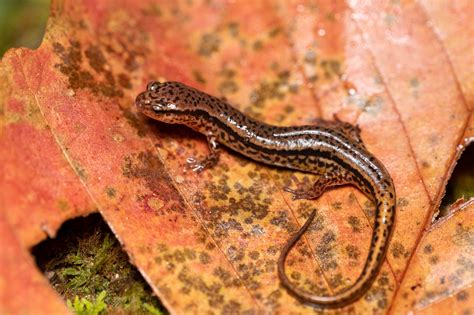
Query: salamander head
[{"left": 135, "top": 81, "right": 195, "bottom": 122}]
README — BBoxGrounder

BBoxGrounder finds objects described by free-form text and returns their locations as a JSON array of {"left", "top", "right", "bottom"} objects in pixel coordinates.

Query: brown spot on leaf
[
  {"left": 53, "top": 41, "right": 124, "bottom": 98},
  {"left": 117, "top": 73, "right": 132, "bottom": 89},
  {"left": 226, "top": 245, "right": 244, "bottom": 262},
  {"left": 105, "top": 186, "right": 116, "bottom": 198},
  {"left": 398, "top": 197, "right": 409, "bottom": 208},
  {"left": 348, "top": 215, "right": 361, "bottom": 233},
  {"left": 177, "top": 266, "right": 223, "bottom": 307},
  {"left": 321, "top": 59, "right": 342, "bottom": 79},
  {"left": 456, "top": 290, "right": 469, "bottom": 301},
  {"left": 215, "top": 218, "right": 243, "bottom": 238},
  {"left": 198, "top": 33, "right": 220, "bottom": 57},
  {"left": 270, "top": 211, "right": 293, "bottom": 233},
  {"left": 218, "top": 80, "right": 238, "bottom": 95},
  {"left": 72, "top": 160, "right": 87, "bottom": 180},
  {"left": 365, "top": 272, "right": 390, "bottom": 310},
  {"left": 391, "top": 241, "right": 410, "bottom": 259},
  {"left": 122, "top": 150, "right": 185, "bottom": 214},
  {"left": 429, "top": 255, "right": 439, "bottom": 264},
  {"left": 329, "top": 273, "right": 344, "bottom": 289},
  {"left": 85, "top": 45, "right": 107, "bottom": 73},
  {"left": 249, "top": 71, "right": 292, "bottom": 109},
  {"left": 332, "top": 201, "right": 342, "bottom": 210},
  {"left": 222, "top": 300, "right": 241, "bottom": 314},
  {"left": 423, "top": 244, "right": 433, "bottom": 254},
  {"left": 213, "top": 267, "right": 240, "bottom": 288},
  {"left": 316, "top": 230, "right": 338, "bottom": 270},
  {"left": 192, "top": 70, "right": 206, "bottom": 84},
  {"left": 199, "top": 252, "right": 211, "bottom": 264},
  {"left": 249, "top": 251, "right": 259, "bottom": 260},
  {"left": 121, "top": 107, "right": 149, "bottom": 137},
  {"left": 346, "top": 244, "right": 361, "bottom": 261},
  {"left": 267, "top": 245, "right": 279, "bottom": 256}
]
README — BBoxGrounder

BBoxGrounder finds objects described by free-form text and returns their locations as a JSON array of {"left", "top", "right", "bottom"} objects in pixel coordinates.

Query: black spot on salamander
[{"left": 373, "top": 219, "right": 380, "bottom": 231}]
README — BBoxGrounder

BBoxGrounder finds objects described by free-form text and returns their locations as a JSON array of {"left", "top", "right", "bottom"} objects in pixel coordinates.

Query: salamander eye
[{"left": 147, "top": 81, "right": 161, "bottom": 92}]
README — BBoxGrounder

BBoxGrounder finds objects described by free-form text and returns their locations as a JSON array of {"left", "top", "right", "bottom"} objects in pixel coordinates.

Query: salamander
[{"left": 135, "top": 81, "right": 396, "bottom": 308}]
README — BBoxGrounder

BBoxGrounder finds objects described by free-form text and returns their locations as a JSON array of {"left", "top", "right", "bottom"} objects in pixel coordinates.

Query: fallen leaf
[
  {"left": 391, "top": 200, "right": 474, "bottom": 313},
  {"left": 0, "top": 211, "right": 69, "bottom": 314},
  {"left": 0, "top": 0, "right": 472, "bottom": 314}
]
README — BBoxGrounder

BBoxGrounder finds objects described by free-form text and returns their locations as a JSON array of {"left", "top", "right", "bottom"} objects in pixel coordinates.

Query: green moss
[
  {"left": 67, "top": 291, "right": 107, "bottom": 315},
  {"left": 440, "top": 144, "right": 474, "bottom": 216},
  {"left": 32, "top": 213, "right": 168, "bottom": 315}
]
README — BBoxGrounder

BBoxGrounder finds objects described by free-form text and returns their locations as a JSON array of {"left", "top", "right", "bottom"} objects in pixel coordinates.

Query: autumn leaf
[{"left": 1, "top": 0, "right": 473, "bottom": 314}]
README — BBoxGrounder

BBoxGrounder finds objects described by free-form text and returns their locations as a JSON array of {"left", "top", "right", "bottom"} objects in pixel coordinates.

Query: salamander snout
[
  {"left": 136, "top": 81, "right": 200, "bottom": 122},
  {"left": 135, "top": 81, "right": 163, "bottom": 110},
  {"left": 135, "top": 81, "right": 166, "bottom": 112},
  {"left": 135, "top": 81, "right": 185, "bottom": 120},
  {"left": 135, "top": 91, "right": 150, "bottom": 109}
]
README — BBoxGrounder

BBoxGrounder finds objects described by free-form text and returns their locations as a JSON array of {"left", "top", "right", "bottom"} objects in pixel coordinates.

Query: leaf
[
  {"left": 390, "top": 200, "right": 474, "bottom": 313},
  {"left": 0, "top": 0, "right": 472, "bottom": 314},
  {"left": 0, "top": 212, "right": 69, "bottom": 314}
]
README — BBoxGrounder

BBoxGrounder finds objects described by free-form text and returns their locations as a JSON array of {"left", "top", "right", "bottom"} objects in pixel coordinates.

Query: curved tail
[{"left": 278, "top": 194, "right": 396, "bottom": 308}]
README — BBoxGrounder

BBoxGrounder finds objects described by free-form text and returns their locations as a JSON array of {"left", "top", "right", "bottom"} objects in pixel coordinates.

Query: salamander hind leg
[
  {"left": 186, "top": 136, "right": 221, "bottom": 173},
  {"left": 332, "top": 114, "right": 364, "bottom": 147},
  {"left": 284, "top": 171, "right": 349, "bottom": 200}
]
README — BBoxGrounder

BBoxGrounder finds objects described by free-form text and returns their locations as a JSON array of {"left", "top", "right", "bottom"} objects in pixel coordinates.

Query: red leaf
[{"left": 1, "top": 0, "right": 472, "bottom": 313}]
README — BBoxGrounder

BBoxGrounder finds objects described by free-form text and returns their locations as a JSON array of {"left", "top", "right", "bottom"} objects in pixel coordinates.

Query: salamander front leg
[
  {"left": 186, "top": 136, "right": 221, "bottom": 173},
  {"left": 284, "top": 173, "right": 348, "bottom": 200}
]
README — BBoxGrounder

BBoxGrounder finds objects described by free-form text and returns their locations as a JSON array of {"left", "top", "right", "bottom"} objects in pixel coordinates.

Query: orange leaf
[
  {"left": 1, "top": 0, "right": 472, "bottom": 314},
  {"left": 0, "top": 212, "right": 69, "bottom": 314}
]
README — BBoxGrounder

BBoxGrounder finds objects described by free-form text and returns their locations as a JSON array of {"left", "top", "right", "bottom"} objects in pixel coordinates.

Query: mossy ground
[
  {"left": 439, "top": 144, "right": 474, "bottom": 216},
  {"left": 32, "top": 213, "right": 168, "bottom": 315}
]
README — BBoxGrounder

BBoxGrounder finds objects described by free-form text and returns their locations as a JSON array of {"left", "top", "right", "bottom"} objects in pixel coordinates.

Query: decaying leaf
[
  {"left": 1, "top": 0, "right": 472, "bottom": 314},
  {"left": 0, "top": 212, "right": 69, "bottom": 314},
  {"left": 391, "top": 200, "right": 474, "bottom": 313}
]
